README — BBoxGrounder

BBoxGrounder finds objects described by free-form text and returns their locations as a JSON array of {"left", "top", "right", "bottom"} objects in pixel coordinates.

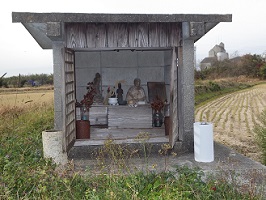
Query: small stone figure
[
  {"left": 92, "top": 73, "right": 103, "bottom": 104},
  {"left": 116, "top": 82, "right": 124, "bottom": 104},
  {"left": 126, "top": 78, "right": 146, "bottom": 105}
]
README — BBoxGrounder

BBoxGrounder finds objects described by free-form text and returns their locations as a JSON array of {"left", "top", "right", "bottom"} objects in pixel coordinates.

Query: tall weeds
[
  {"left": 254, "top": 109, "right": 266, "bottom": 165},
  {"left": 0, "top": 95, "right": 263, "bottom": 199}
]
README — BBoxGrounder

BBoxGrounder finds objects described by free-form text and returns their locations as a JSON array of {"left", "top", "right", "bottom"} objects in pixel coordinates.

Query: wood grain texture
[
  {"left": 86, "top": 23, "right": 97, "bottom": 48},
  {"left": 159, "top": 23, "right": 169, "bottom": 47},
  {"left": 149, "top": 23, "right": 160, "bottom": 47},
  {"left": 169, "top": 23, "right": 180, "bottom": 47},
  {"left": 66, "top": 22, "right": 181, "bottom": 48},
  {"left": 90, "top": 127, "right": 165, "bottom": 140},
  {"left": 108, "top": 105, "right": 152, "bottom": 128},
  {"left": 117, "top": 23, "right": 128, "bottom": 47},
  {"left": 66, "top": 23, "right": 86, "bottom": 48},
  {"left": 107, "top": 23, "right": 117, "bottom": 48},
  {"left": 137, "top": 23, "right": 149, "bottom": 47},
  {"left": 95, "top": 24, "right": 107, "bottom": 48},
  {"left": 89, "top": 106, "right": 108, "bottom": 125},
  {"left": 63, "top": 48, "right": 76, "bottom": 152},
  {"left": 128, "top": 23, "right": 138, "bottom": 47}
]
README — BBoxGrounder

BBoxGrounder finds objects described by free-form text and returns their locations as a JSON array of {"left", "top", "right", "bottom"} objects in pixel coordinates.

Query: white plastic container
[
  {"left": 108, "top": 97, "right": 118, "bottom": 105},
  {"left": 194, "top": 122, "right": 214, "bottom": 162}
]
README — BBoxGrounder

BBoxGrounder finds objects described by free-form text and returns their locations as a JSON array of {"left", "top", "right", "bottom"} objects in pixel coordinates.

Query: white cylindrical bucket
[
  {"left": 194, "top": 122, "right": 214, "bottom": 162},
  {"left": 108, "top": 97, "right": 118, "bottom": 105},
  {"left": 42, "top": 130, "right": 68, "bottom": 165}
]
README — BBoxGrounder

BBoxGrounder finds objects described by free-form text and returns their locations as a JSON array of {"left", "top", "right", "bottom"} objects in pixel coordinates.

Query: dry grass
[
  {"left": 195, "top": 83, "right": 266, "bottom": 163},
  {"left": 0, "top": 88, "right": 54, "bottom": 114}
]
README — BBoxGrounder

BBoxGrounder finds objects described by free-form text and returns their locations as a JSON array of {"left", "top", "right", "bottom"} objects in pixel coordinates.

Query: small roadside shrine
[{"left": 12, "top": 12, "right": 232, "bottom": 162}]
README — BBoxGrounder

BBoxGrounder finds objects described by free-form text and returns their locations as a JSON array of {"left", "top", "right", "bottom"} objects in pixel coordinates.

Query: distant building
[
  {"left": 200, "top": 42, "right": 229, "bottom": 70},
  {"left": 230, "top": 56, "right": 241, "bottom": 64},
  {"left": 200, "top": 57, "right": 217, "bottom": 70}
]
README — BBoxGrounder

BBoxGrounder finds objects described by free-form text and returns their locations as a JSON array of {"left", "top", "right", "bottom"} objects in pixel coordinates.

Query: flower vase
[
  {"left": 153, "top": 110, "right": 163, "bottom": 127},
  {"left": 77, "top": 106, "right": 90, "bottom": 139},
  {"left": 80, "top": 106, "right": 89, "bottom": 120}
]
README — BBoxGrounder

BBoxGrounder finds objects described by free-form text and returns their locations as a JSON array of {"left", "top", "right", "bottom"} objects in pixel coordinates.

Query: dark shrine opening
[{"left": 74, "top": 48, "right": 176, "bottom": 144}]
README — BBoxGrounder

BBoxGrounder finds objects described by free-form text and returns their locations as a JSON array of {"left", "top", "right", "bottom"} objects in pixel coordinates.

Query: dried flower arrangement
[
  {"left": 76, "top": 82, "right": 96, "bottom": 110},
  {"left": 151, "top": 96, "right": 164, "bottom": 112}
]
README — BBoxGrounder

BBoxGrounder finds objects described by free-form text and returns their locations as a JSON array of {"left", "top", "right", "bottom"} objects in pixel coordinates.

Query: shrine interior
[{"left": 75, "top": 49, "right": 173, "bottom": 143}]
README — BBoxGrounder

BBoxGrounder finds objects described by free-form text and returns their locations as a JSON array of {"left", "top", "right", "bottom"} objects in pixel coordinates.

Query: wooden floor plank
[
  {"left": 90, "top": 127, "right": 165, "bottom": 140},
  {"left": 74, "top": 136, "right": 169, "bottom": 146}
]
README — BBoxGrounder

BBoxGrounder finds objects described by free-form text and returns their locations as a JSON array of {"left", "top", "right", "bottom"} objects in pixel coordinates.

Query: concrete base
[
  {"left": 42, "top": 130, "right": 68, "bottom": 165},
  {"left": 71, "top": 142, "right": 266, "bottom": 197},
  {"left": 68, "top": 137, "right": 178, "bottom": 159}
]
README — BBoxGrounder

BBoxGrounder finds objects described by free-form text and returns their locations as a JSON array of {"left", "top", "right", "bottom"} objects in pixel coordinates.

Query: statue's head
[
  {"left": 95, "top": 73, "right": 101, "bottom": 78},
  {"left": 134, "top": 78, "right": 141, "bottom": 87}
]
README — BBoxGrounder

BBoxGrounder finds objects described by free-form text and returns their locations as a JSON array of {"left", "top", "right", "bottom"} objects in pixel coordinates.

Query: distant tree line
[
  {"left": 195, "top": 54, "right": 266, "bottom": 80},
  {"left": 0, "top": 73, "right": 53, "bottom": 88}
]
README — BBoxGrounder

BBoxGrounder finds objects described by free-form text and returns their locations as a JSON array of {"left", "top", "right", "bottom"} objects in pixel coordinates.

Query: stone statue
[
  {"left": 126, "top": 78, "right": 146, "bottom": 105},
  {"left": 92, "top": 72, "right": 103, "bottom": 103}
]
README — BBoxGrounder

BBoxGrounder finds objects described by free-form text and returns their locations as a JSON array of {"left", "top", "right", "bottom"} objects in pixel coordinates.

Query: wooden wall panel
[
  {"left": 95, "top": 24, "right": 107, "bottom": 48},
  {"left": 63, "top": 48, "right": 76, "bottom": 152},
  {"left": 149, "top": 23, "right": 160, "bottom": 47},
  {"left": 117, "top": 24, "right": 128, "bottom": 47},
  {"left": 137, "top": 24, "right": 149, "bottom": 47},
  {"left": 107, "top": 24, "right": 118, "bottom": 48},
  {"left": 159, "top": 23, "right": 169, "bottom": 47},
  {"left": 128, "top": 23, "right": 138, "bottom": 47},
  {"left": 86, "top": 23, "right": 97, "bottom": 48},
  {"left": 66, "top": 23, "right": 86, "bottom": 48},
  {"left": 169, "top": 23, "right": 180, "bottom": 47},
  {"left": 66, "top": 22, "right": 181, "bottom": 48}
]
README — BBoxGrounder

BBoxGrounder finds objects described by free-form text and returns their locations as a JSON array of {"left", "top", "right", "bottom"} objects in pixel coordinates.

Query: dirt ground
[{"left": 195, "top": 83, "right": 266, "bottom": 163}]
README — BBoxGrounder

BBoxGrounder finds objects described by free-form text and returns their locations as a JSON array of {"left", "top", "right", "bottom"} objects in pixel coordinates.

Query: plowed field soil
[{"left": 195, "top": 84, "right": 266, "bottom": 163}]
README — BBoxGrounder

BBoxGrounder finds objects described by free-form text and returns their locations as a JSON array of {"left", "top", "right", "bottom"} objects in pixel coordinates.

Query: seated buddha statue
[{"left": 126, "top": 78, "right": 146, "bottom": 105}]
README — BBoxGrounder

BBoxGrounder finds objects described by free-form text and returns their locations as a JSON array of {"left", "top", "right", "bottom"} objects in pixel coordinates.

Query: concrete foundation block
[{"left": 42, "top": 130, "right": 68, "bottom": 165}]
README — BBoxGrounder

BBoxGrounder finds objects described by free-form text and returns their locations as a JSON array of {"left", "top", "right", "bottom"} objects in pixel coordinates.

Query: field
[
  {"left": 195, "top": 83, "right": 266, "bottom": 163},
  {"left": 0, "top": 88, "right": 54, "bottom": 114}
]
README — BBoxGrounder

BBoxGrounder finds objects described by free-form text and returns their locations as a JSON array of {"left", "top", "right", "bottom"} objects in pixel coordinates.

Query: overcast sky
[{"left": 1, "top": 0, "right": 266, "bottom": 77}]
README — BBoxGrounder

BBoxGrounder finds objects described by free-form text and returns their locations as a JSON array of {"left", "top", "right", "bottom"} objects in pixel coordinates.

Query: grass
[
  {"left": 194, "top": 78, "right": 264, "bottom": 107},
  {"left": 0, "top": 90, "right": 264, "bottom": 199},
  {"left": 0, "top": 102, "right": 55, "bottom": 198}
]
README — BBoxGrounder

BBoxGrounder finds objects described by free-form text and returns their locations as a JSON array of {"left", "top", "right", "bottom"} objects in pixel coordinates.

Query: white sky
[{"left": 1, "top": 0, "right": 266, "bottom": 77}]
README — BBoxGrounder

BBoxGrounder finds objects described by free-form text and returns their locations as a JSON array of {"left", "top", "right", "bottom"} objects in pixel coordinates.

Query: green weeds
[
  {"left": 195, "top": 80, "right": 253, "bottom": 106},
  {"left": 0, "top": 97, "right": 263, "bottom": 199}
]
